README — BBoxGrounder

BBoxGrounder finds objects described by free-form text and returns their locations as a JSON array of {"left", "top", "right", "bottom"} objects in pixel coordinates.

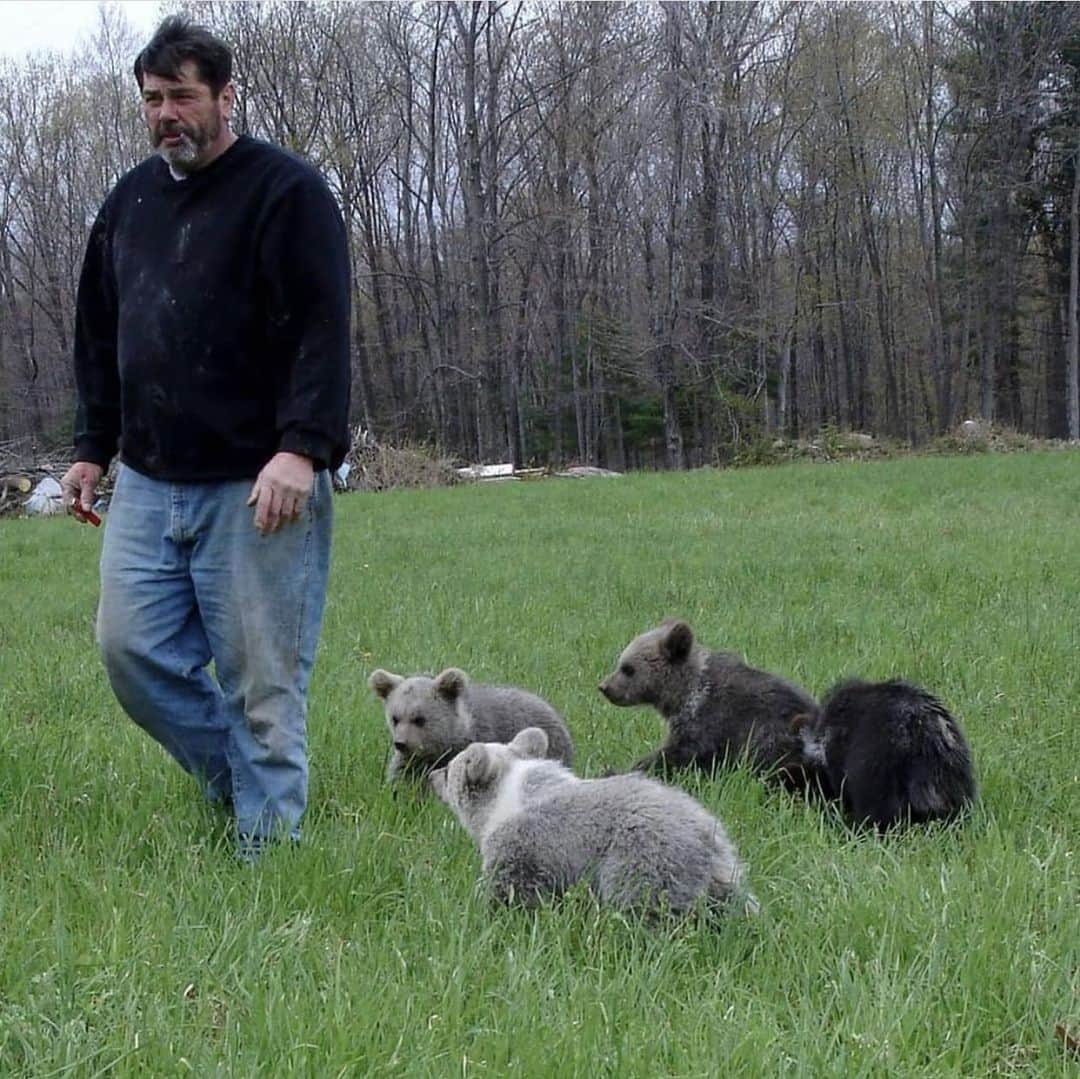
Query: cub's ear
[
  {"left": 429, "top": 767, "right": 449, "bottom": 802},
  {"left": 462, "top": 744, "right": 498, "bottom": 788},
  {"left": 368, "top": 669, "right": 403, "bottom": 700},
  {"left": 434, "top": 667, "right": 468, "bottom": 701},
  {"left": 509, "top": 727, "right": 549, "bottom": 759},
  {"left": 790, "top": 712, "right": 814, "bottom": 734},
  {"left": 661, "top": 620, "right": 694, "bottom": 664}
]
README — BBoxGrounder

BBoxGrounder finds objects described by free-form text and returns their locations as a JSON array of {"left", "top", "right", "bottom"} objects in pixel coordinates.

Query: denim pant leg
[
  {"left": 97, "top": 466, "right": 232, "bottom": 801},
  {"left": 190, "top": 472, "right": 333, "bottom": 842}
]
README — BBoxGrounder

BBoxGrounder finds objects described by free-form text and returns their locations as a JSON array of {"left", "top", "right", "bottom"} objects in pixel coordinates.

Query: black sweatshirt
[{"left": 73, "top": 135, "right": 351, "bottom": 480}]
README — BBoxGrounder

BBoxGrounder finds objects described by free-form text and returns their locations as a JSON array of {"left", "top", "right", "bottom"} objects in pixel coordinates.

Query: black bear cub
[{"left": 793, "top": 678, "right": 977, "bottom": 831}]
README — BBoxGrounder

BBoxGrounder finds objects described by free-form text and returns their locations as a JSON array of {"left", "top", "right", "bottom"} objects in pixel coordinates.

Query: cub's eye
[
  {"left": 620, "top": 663, "right": 635, "bottom": 677},
  {"left": 390, "top": 716, "right": 400, "bottom": 727},
  {"left": 413, "top": 715, "right": 426, "bottom": 728}
]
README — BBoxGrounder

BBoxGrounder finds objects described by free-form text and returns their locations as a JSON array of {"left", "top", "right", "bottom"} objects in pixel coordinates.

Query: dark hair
[{"left": 134, "top": 16, "right": 232, "bottom": 96}]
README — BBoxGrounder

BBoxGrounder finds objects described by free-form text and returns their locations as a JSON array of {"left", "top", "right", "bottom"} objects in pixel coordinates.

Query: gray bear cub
[
  {"left": 599, "top": 619, "right": 818, "bottom": 787},
  {"left": 368, "top": 666, "right": 574, "bottom": 783},
  {"left": 430, "top": 727, "right": 757, "bottom": 918}
]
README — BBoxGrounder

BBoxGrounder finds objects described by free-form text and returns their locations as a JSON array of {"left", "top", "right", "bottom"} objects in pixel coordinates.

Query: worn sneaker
[{"left": 235, "top": 832, "right": 300, "bottom": 864}]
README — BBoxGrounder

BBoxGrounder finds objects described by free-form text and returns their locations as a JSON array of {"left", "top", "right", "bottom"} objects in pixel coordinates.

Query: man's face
[{"left": 141, "top": 60, "right": 234, "bottom": 172}]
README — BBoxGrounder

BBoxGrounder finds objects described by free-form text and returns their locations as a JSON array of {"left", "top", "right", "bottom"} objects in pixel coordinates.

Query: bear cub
[
  {"left": 430, "top": 727, "right": 758, "bottom": 918},
  {"left": 369, "top": 666, "right": 574, "bottom": 783},
  {"left": 599, "top": 619, "right": 818, "bottom": 787},
  {"left": 792, "top": 678, "right": 977, "bottom": 831}
]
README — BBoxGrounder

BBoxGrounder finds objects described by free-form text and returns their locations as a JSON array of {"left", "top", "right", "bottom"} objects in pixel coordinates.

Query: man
[{"left": 60, "top": 16, "right": 351, "bottom": 860}]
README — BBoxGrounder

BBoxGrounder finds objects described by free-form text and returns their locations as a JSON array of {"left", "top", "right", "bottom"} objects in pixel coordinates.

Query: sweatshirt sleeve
[
  {"left": 259, "top": 169, "right": 352, "bottom": 472},
  {"left": 73, "top": 197, "right": 121, "bottom": 468}
]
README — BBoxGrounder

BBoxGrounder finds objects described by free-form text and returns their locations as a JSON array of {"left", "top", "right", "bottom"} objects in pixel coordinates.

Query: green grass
[{"left": 1, "top": 451, "right": 1077, "bottom": 1076}]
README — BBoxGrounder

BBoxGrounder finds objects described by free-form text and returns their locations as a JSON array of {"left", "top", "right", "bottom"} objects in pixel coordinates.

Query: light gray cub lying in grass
[
  {"left": 599, "top": 618, "right": 819, "bottom": 789},
  {"left": 368, "top": 667, "right": 574, "bottom": 783},
  {"left": 430, "top": 727, "right": 758, "bottom": 918}
]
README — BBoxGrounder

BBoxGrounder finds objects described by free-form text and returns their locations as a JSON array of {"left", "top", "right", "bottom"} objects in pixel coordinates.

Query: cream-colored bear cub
[
  {"left": 369, "top": 666, "right": 573, "bottom": 783},
  {"left": 431, "top": 726, "right": 758, "bottom": 918}
]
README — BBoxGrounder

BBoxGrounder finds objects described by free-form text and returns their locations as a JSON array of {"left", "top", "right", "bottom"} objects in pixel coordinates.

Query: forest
[{"left": 2, "top": 1, "right": 1079, "bottom": 469}]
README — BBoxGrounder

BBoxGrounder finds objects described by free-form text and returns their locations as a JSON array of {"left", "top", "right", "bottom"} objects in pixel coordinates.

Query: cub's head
[
  {"left": 368, "top": 666, "right": 470, "bottom": 762},
  {"left": 429, "top": 727, "right": 549, "bottom": 838},
  {"left": 598, "top": 619, "right": 696, "bottom": 707}
]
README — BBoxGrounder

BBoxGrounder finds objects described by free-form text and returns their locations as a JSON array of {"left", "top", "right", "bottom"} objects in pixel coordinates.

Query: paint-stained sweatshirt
[{"left": 73, "top": 134, "right": 351, "bottom": 480}]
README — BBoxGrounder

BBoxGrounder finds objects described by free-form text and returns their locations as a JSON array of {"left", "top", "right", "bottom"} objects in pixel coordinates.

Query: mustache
[{"left": 151, "top": 120, "right": 207, "bottom": 153}]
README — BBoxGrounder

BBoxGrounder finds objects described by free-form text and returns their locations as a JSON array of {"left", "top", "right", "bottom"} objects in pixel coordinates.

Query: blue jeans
[{"left": 96, "top": 463, "right": 333, "bottom": 846}]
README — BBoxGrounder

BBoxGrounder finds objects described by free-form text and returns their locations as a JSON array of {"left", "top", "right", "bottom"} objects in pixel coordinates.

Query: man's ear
[{"left": 219, "top": 81, "right": 235, "bottom": 121}]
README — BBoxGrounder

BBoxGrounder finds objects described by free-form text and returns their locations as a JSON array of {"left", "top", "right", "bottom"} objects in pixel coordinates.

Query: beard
[{"left": 152, "top": 113, "right": 221, "bottom": 172}]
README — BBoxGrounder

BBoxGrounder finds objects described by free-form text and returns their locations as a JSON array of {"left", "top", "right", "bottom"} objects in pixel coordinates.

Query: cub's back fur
[
  {"left": 431, "top": 727, "right": 757, "bottom": 918},
  {"left": 599, "top": 619, "right": 818, "bottom": 787},
  {"left": 794, "top": 678, "right": 977, "bottom": 830},
  {"left": 369, "top": 666, "right": 574, "bottom": 783}
]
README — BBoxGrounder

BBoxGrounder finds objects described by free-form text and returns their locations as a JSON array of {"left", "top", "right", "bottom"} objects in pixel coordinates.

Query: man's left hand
[{"left": 247, "top": 452, "right": 314, "bottom": 535}]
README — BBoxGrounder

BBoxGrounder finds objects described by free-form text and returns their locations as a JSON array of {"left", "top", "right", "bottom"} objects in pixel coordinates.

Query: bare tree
[{"left": 6, "top": 0, "right": 1080, "bottom": 461}]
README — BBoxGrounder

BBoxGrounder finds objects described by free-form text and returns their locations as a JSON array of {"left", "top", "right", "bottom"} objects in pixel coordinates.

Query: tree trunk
[{"left": 1069, "top": 141, "right": 1080, "bottom": 440}]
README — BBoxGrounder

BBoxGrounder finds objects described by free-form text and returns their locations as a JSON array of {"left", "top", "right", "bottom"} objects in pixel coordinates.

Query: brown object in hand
[{"left": 71, "top": 497, "right": 101, "bottom": 527}]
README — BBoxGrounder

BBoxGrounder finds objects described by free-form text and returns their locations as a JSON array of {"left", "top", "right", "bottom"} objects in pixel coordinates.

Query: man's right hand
[{"left": 60, "top": 461, "right": 104, "bottom": 517}]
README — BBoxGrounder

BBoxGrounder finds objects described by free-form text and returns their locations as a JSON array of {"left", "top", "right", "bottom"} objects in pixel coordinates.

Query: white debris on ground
[
  {"left": 554, "top": 465, "right": 622, "bottom": 478},
  {"left": 455, "top": 462, "right": 516, "bottom": 481},
  {"left": 24, "top": 476, "right": 66, "bottom": 516},
  {"left": 455, "top": 461, "right": 623, "bottom": 482}
]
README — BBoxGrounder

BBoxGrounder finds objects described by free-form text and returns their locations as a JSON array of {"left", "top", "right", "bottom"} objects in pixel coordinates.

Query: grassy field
[{"left": 0, "top": 450, "right": 1077, "bottom": 1076}]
